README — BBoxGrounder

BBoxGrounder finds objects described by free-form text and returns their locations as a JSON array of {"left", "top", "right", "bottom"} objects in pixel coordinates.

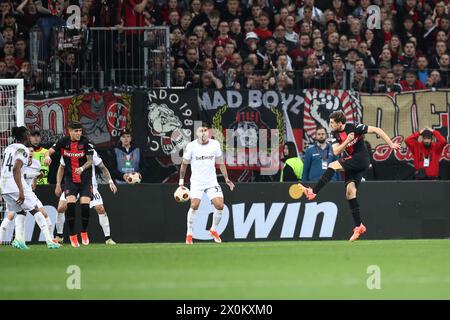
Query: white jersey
[
  {"left": 24, "top": 158, "right": 41, "bottom": 191},
  {"left": 0, "top": 143, "right": 30, "bottom": 194},
  {"left": 60, "top": 149, "right": 103, "bottom": 187},
  {"left": 183, "top": 139, "right": 222, "bottom": 189}
]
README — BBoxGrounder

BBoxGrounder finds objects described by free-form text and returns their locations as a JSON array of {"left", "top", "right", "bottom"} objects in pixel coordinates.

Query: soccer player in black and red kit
[
  {"left": 300, "top": 111, "right": 401, "bottom": 241},
  {"left": 44, "top": 121, "right": 94, "bottom": 247}
]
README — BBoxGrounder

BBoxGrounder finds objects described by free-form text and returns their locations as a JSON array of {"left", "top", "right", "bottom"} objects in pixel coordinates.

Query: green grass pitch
[{"left": 1, "top": 240, "right": 450, "bottom": 299}]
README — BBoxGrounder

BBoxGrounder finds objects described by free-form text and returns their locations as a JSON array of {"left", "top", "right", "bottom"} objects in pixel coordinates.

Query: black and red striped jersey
[
  {"left": 53, "top": 136, "right": 94, "bottom": 184},
  {"left": 330, "top": 123, "right": 369, "bottom": 156}
]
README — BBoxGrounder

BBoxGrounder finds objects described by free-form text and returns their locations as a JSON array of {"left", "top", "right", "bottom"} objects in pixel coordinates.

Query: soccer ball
[
  {"left": 127, "top": 172, "right": 142, "bottom": 184},
  {"left": 174, "top": 186, "right": 190, "bottom": 203}
]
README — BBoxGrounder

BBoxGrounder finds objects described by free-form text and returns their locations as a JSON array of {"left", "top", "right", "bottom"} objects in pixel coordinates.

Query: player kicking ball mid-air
[
  {"left": 179, "top": 122, "right": 235, "bottom": 245},
  {"left": 299, "top": 111, "right": 401, "bottom": 241}
]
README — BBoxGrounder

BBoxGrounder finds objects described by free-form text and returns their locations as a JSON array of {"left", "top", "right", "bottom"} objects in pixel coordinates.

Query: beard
[
  {"left": 317, "top": 138, "right": 326, "bottom": 144},
  {"left": 423, "top": 142, "right": 431, "bottom": 148}
]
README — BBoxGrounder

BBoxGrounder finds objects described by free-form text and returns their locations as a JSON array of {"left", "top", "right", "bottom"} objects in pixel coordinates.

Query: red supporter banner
[{"left": 25, "top": 92, "right": 132, "bottom": 148}]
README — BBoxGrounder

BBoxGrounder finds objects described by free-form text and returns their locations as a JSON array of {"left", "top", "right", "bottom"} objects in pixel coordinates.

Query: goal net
[{"left": 0, "top": 79, "right": 24, "bottom": 236}]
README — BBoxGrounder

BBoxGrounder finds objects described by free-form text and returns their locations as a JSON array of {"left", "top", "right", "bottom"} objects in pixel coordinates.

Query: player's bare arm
[
  {"left": 98, "top": 162, "right": 117, "bottom": 194},
  {"left": 367, "top": 126, "right": 401, "bottom": 149},
  {"left": 179, "top": 159, "right": 189, "bottom": 186},
  {"left": 75, "top": 154, "right": 93, "bottom": 175},
  {"left": 13, "top": 158, "right": 25, "bottom": 205},
  {"left": 216, "top": 156, "right": 235, "bottom": 191},
  {"left": 332, "top": 132, "right": 355, "bottom": 156},
  {"left": 44, "top": 147, "right": 55, "bottom": 166},
  {"left": 55, "top": 164, "right": 65, "bottom": 197}
]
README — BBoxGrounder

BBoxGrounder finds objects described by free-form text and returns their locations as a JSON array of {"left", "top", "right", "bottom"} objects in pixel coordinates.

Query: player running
[
  {"left": 44, "top": 121, "right": 94, "bottom": 248},
  {"left": 55, "top": 149, "right": 118, "bottom": 245},
  {"left": 0, "top": 127, "right": 59, "bottom": 249},
  {"left": 179, "top": 123, "right": 235, "bottom": 245},
  {"left": 299, "top": 111, "right": 401, "bottom": 241}
]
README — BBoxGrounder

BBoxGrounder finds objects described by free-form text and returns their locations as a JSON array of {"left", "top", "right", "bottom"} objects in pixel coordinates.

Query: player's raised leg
[
  {"left": 346, "top": 182, "right": 366, "bottom": 241},
  {"left": 301, "top": 160, "right": 343, "bottom": 200}
]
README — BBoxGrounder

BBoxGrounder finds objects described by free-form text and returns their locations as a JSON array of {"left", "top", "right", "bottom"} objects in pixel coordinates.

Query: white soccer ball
[
  {"left": 127, "top": 172, "right": 142, "bottom": 184},
  {"left": 174, "top": 186, "right": 190, "bottom": 203}
]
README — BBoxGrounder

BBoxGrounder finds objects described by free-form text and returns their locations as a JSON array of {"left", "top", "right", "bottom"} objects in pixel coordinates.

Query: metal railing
[{"left": 29, "top": 26, "right": 171, "bottom": 94}]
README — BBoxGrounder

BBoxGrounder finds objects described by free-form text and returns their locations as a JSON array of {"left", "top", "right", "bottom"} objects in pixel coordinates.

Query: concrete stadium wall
[{"left": 29, "top": 182, "right": 450, "bottom": 243}]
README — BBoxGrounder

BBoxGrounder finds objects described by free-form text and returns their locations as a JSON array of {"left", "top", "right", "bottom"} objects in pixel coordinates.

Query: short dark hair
[
  {"left": 12, "top": 126, "right": 29, "bottom": 142},
  {"left": 329, "top": 111, "right": 346, "bottom": 124},
  {"left": 316, "top": 126, "right": 327, "bottom": 133},
  {"left": 199, "top": 121, "right": 210, "bottom": 128},
  {"left": 68, "top": 120, "right": 82, "bottom": 129},
  {"left": 422, "top": 130, "right": 433, "bottom": 138},
  {"left": 404, "top": 69, "right": 417, "bottom": 77}
]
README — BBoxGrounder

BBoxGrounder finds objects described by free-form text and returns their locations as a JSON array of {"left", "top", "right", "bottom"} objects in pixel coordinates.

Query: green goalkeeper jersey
[{"left": 33, "top": 146, "right": 49, "bottom": 185}]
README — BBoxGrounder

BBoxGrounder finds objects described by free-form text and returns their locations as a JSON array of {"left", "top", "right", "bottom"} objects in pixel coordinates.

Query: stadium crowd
[
  {"left": 4, "top": 0, "right": 450, "bottom": 91},
  {"left": 0, "top": 0, "right": 448, "bottom": 181}
]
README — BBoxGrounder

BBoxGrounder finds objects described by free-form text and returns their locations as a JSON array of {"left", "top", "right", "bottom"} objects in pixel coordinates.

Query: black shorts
[
  {"left": 338, "top": 153, "right": 370, "bottom": 187},
  {"left": 64, "top": 181, "right": 93, "bottom": 199}
]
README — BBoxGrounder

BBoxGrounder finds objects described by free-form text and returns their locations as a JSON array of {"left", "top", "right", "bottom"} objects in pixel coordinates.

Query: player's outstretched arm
[
  {"left": 367, "top": 126, "right": 401, "bottom": 150},
  {"left": 44, "top": 147, "right": 56, "bottom": 166},
  {"left": 216, "top": 156, "right": 235, "bottom": 191},
  {"left": 98, "top": 162, "right": 117, "bottom": 194},
  {"left": 179, "top": 159, "right": 188, "bottom": 186},
  {"left": 55, "top": 164, "right": 65, "bottom": 197}
]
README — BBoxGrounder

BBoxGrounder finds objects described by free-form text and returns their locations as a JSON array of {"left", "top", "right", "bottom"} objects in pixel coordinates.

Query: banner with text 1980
[
  {"left": 24, "top": 92, "right": 132, "bottom": 148},
  {"left": 132, "top": 89, "right": 198, "bottom": 157}
]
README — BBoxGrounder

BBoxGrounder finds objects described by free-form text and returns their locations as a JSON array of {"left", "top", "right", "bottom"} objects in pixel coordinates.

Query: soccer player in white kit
[
  {"left": 179, "top": 123, "right": 235, "bottom": 245},
  {"left": 0, "top": 127, "right": 59, "bottom": 249},
  {"left": 0, "top": 148, "right": 55, "bottom": 245},
  {"left": 55, "top": 149, "right": 118, "bottom": 245}
]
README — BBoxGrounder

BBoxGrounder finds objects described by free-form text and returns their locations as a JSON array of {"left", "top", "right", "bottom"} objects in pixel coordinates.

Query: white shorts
[
  {"left": 59, "top": 186, "right": 103, "bottom": 209},
  {"left": 89, "top": 187, "right": 103, "bottom": 208},
  {"left": 189, "top": 185, "right": 224, "bottom": 201},
  {"left": 2, "top": 191, "right": 39, "bottom": 212}
]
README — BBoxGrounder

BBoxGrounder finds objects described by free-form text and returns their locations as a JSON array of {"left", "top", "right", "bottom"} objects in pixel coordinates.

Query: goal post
[
  {"left": 0, "top": 79, "right": 24, "bottom": 126},
  {"left": 0, "top": 79, "right": 24, "bottom": 233}
]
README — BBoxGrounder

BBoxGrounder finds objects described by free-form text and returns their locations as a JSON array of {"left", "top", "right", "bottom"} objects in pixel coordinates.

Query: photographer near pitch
[{"left": 405, "top": 127, "right": 447, "bottom": 180}]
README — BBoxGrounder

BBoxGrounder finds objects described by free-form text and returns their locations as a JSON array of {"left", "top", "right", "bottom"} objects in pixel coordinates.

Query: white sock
[
  {"left": 211, "top": 208, "right": 223, "bottom": 231},
  {"left": 45, "top": 217, "right": 54, "bottom": 240},
  {"left": 186, "top": 208, "right": 197, "bottom": 236},
  {"left": 15, "top": 214, "right": 26, "bottom": 242},
  {"left": 34, "top": 212, "right": 53, "bottom": 244},
  {"left": 0, "top": 218, "right": 12, "bottom": 243},
  {"left": 98, "top": 213, "right": 111, "bottom": 237},
  {"left": 56, "top": 212, "right": 65, "bottom": 235}
]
